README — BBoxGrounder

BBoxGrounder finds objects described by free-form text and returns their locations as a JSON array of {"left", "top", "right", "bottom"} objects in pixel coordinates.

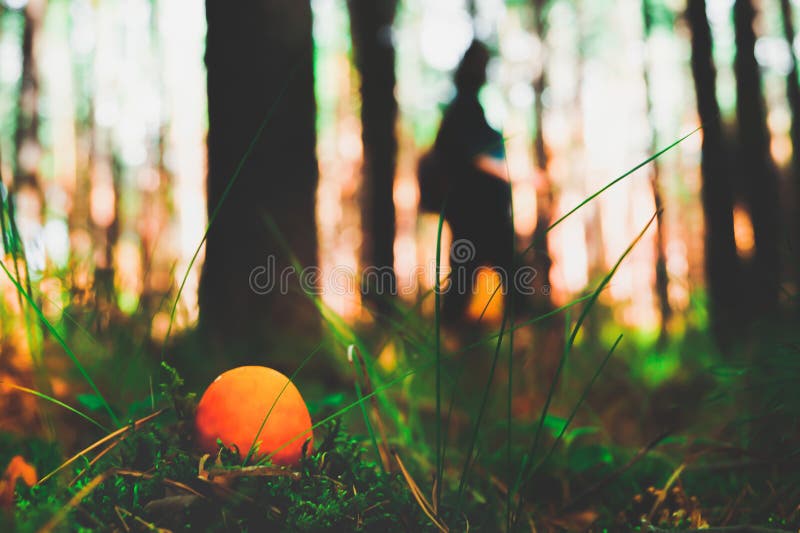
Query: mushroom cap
[{"left": 195, "top": 366, "right": 312, "bottom": 466}]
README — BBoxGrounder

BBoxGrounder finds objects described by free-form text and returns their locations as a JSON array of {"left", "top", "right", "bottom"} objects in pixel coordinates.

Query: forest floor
[
  {"left": 1, "top": 283, "right": 799, "bottom": 532},
  {"left": 1, "top": 143, "right": 799, "bottom": 531}
]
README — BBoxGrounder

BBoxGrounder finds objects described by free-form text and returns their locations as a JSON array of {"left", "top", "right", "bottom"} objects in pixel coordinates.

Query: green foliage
[
  {"left": 7, "top": 372, "right": 427, "bottom": 533},
  {"left": 236, "top": 423, "right": 424, "bottom": 531},
  {"left": 3, "top": 124, "right": 797, "bottom": 531}
]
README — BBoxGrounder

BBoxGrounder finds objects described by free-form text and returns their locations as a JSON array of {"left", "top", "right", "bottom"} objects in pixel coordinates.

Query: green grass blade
[
  {"left": 263, "top": 367, "right": 418, "bottom": 464},
  {"left": 457, "top": 291, "right": 598, "bottom": 355},
  {"left": 0, "top": 184, "right": 10, "bottom": 252},
  {"left": 455, "top": 295, "right": 510, "bottom": 510},
  {"left": 3, "top": 382, "right": 110, "bottom": 433},
  {"left": 504, "top": 151, "right": 516, "bottom": 533},
  {"left": 455, "top": 139, "right": 515, "bottom": 510},
  {"left": 532, "top": 211, "right": 658, "bottom": 457},
  {"left": 472, "top": 128, "right": 701, "bottom": 321},
  {"left": 521, "top": 126, "right": 699, "bottom": 259},
  {"left": 440, "top": 362, "right": 465, "bottom": 479},
  {"left": 160, "top": 55, "right": 308, "bottom": 360},
  {"left": 347, "top": 345, "right": 386, "bottom": 473},
  {"left": 512, "top": 211, "right": 658, "bottom": 522},
  {"left": 260, "top": 213, "right": 410, "bottom": 443},
  {"left": 245, "top": 342, "right": 323, "bottom": 464},
  {"left": 534, "top": 333, "right": 623, "bottom": 473},
  {"left": 260, "top": 290, "right": 603, "bottom": 467},
  {"left": 543, "top": 127, "right": 697, "bottom": 235},
  {"left": 0, "top": 258, "right": 119, "bottom": 427},
  {"left": 2, "top": 194, "right": 45, "bottom": 384},
  {"left": 434, "top": 198, "right": 447, "bottom": 505}
]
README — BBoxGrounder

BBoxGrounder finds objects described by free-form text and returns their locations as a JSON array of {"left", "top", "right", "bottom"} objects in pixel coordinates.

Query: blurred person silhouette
[{"left": 418, "top": 40, "right": 515, "bottom": 322}]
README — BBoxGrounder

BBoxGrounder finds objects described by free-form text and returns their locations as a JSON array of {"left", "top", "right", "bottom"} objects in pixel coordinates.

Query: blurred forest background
[
  {"left": 0, "top": 0, "right": 800, "bottom": 529},
  {"left": 0, "top": 0, "right": 797, "bottom": 361},
  {"left": 0, "top": 0, "right": 798, "bottom": 416}
]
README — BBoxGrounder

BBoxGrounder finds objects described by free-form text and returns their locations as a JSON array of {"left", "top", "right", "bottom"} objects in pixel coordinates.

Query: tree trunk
[
  {"left": 200, "top": 0, "right": 319, "bottom": 349},
  {"left": 779, "top": 0, "right": 800, "bottom": 311},
  {"left": 347, "top": 0, "right": 398, "bottom": 312},
  {"left": 641, "top": 0, "right": 671, "bottom": 343},
  {"left": 14, "top": 2, "right": 41, "bottom": 192},
  {"left": 8, "top": 0, "right": 43, "bottom": 291},
  {"left": 523, "top": 0, "right": 566, "bottom": 399},
  {"left": 7, "top": 0, "right": 44, "bottom": 316},
  {"left": 733, "top": 0, "right": 782, "bottom": 317},
  {"left": 531, "top": 0, "right": 555, "bottom": 314},
  {"left": 687, "top": 0, "right": 741, "bottom": 344}
]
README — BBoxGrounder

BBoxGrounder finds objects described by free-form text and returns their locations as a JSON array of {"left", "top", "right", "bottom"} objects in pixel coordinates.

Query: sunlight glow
[
  {"left": 466, "top": 266, "right": 504, "bottom": 324},
  {"left": 733, "top": 203, "right": 756, "bottom": 260}
]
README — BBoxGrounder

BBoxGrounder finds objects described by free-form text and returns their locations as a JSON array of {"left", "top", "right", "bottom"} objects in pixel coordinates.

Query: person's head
[{"left": 454, "top": 40, "right": 490, "bottom": 95}]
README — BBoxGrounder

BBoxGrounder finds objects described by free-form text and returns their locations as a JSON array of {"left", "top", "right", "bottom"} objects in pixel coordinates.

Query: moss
[{"left": 8, "top": 369, "right": 429, "bottom": 532}]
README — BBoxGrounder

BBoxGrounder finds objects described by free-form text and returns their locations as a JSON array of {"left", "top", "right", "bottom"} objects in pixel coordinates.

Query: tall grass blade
[
  {"left": 2, "top": 382, "right": 109, "bottom": 433},
  {"left": 244, "top": 342, "right": 323, "bottom": 465},
  {"left": 534, "top": 333, "right": 623, "bottom": 473},
  {"left": 263, "top": 368, "right": 417, "bottom": 463},
  {"left": 512, "top": 211, "right": 659, "bottom": 522},
  {"left": 0, "top": 180, "right": 10, "bottom": 252},
  {"left": 393, "top": 450, "right": 450, "bottom": 532},
  {"left": 522, "top": 126, "right": 699, "bottom": 258},
  {"left": 261, "top": 213, "right": 410, "bottom": 443},
  {"left": 474, "top": 128, "right": 701, "bottom": 320},
  {"left": 530, "top": 211, "right": 657, "bottom": 459},
  {"left": 455, "top": 306, "right": 510, "bottom": 509},
  {"left": 458, "top": 291, "right": 598, "bottom": 355},
  {"left": 37, "top": 409, "right": 165, "bottom": 485},
  {"left": 261, "top": 291, "right": 609, "bottom": 467},
  {"left": 0, "top": 258, "right": 119, "bottom": 426},
  {"left": 503, "top": 151, "right": 516, "bottom": 532},
  {"left": 434, "top": 198, "right": 447, "bottom": 505},
  {"left": 348, "top": 345, "right": 389, "bottom": 473}
]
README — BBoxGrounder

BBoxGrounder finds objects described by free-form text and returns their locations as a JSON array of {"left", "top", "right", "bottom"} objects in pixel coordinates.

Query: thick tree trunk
[
  {"left": 200, "top": 0, "right": 319, "bottom": 348},
  {"left": 779, "top": 0, "right": 800, "bottom": 310},
  {"left": 687, "top": 0, "right": 741, "bottom": 344},
  {"left": 733, "top": 0, "right": 782, "bottom": 317},
  {"left": 641, "top": 0, "right": 671, "bottom": 343},
  {"left": 347, "top": 0, "right": 398, "bottom": 310}
]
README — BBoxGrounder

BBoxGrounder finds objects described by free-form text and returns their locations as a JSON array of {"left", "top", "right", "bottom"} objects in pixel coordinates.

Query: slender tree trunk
[
  {"left": 8, "top": 0, "right": 43, "bottom": 295},
  {"left": 733, "top": 0, "right": 782, "bottom": 317},
  {"left": 574, "top": 3, "right": 605, "bottom": 348},
  {"left": 200, "top": 0, "right": 319, "bottom": 348},
  {"left": 523, "top": 0, "right": 566, "bottom": 400},
  {"left": 687, "top": 0, "right": 741, "bottom": 344},
  {"left": 92, "top": 148, "right": 121, "bottom": 332},
  {"left": 347, "top": 0, "right": 398, "bottom": 311},
  {"left": 8, "top": 1, "right": 43, "bottom": 318},
  {"left": 531, "top": 0, "right": 554, "bottom": 313},
  {"left": 14, "top": 2, "right": 41, "bottom": 192},
  {"left": 641, "top": 0, "right": 671, "bottom": 343},
  {"left": 779, "top": 0, "right": 800, "bottom": 310},
  {"left": 6, "top": 1, "right": 50, "bottom": 421}
]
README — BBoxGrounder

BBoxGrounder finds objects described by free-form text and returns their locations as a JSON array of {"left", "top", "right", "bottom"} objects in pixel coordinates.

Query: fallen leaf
[{"left": 0, "top": 455, "right": 37, "bottom": 508}]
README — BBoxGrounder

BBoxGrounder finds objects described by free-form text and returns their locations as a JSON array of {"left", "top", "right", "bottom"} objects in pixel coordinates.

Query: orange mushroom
[{"left": 195, "top": 366, "right": 313, "bottom": 466}]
